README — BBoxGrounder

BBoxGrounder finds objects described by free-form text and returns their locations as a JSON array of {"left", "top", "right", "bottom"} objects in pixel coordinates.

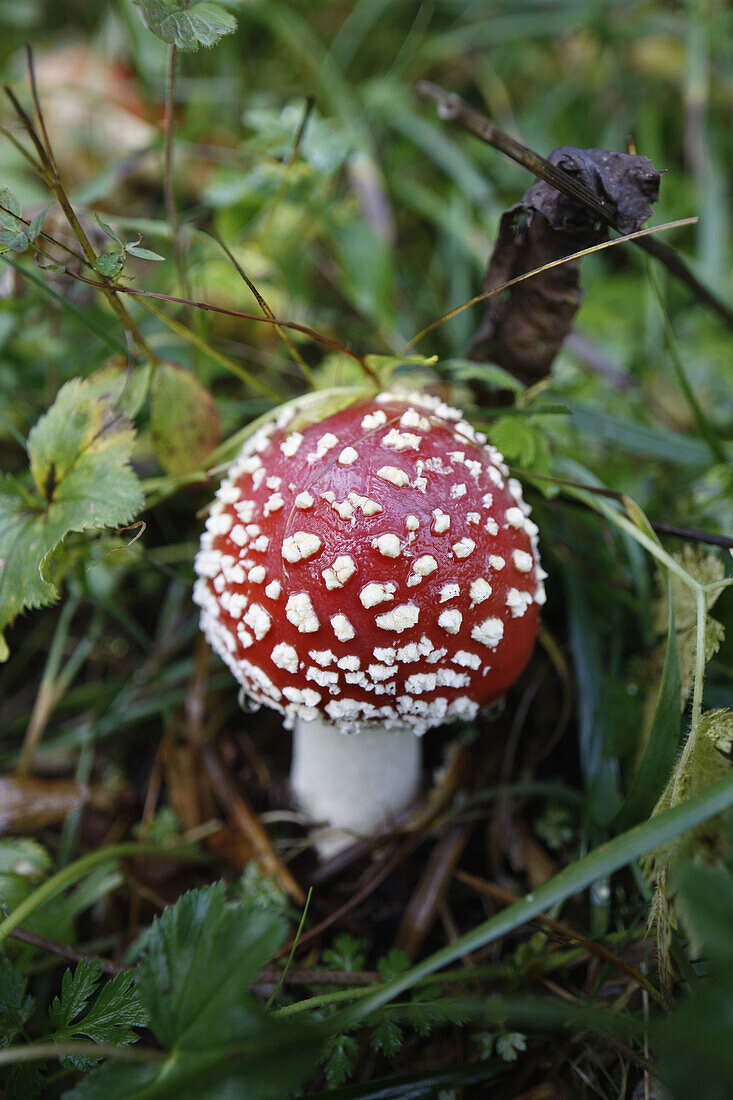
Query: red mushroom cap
[{"left": 194, "top": 391, "right": 545, "bottom": 735}]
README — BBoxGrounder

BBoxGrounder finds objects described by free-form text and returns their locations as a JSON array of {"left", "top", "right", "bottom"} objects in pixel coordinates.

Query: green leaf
[
  {"left": 676, "top": 861, "right": 733, "bottom": 966},
  {"left": 0, "top": 958, "right": 42, "bottom": 1099},
  {"left": 86, "top": 362, "right": 152, "bottom": 421},
  {"left": 0, "top": 956, "right": 34, "bottom": 1047},
  {"left": 370, "top": 1018, "right": 403, "bottom": 1058},
  {"left": 124, "top": 245, "right": 165, "bottom": 262},
  {"left": 92, "top": 214, "right": 123, "bottom": 246},
  {"left": 444, "top": 358, "right": 525, "bottom": 394},
  {"left": 495, "top": 1031, "right": 527, "bottom": 1062},
  {"left": 27, "top": 206, "right": 50, "bottom": 244},
  {"left": 614, "top": 584, "right": 682, "bottom": 829},
  {"left": 377, "top": 949, "right": 410, "bottom": 982},
  {"left": 150, "top": 362, "right": 221, "bottom": 476},
  {"left": 0, "top": 186, "right": 26, "bottom": 251},
  {"left": 490, "top": 416, "right": 540, "bottom": 467},
  {"left": 0, "top": 186, "right": 22, "bottom": 226},
  {"left": 93, "top": 251, "right": 126, "bottom": 279},
  {"left": 137, "top": 882, "right": 283, "bottom": 1048},
  {"left": 0, "top": 229, "right": 30, "bottom": 253},
  {"left": 323, "top": 1032, "right": 359, "bottom": 1086},
  {"left": 67, "top": 883, "right": 323, "bottom": 1099},
  {"left": 130, "top": 0, "right": 238, "bottom": 52},
  {"left": 321, "top": 934, "right": 369, "bottom": 973},
  {"left": 642, "top": 710, "right": 733, "bottom": 896},
  {"left": 0, "top": 378, "right": 144, "bottom": 657},
  {"left": 49, "top": 961, "right": 145, "bottom": 1069}
]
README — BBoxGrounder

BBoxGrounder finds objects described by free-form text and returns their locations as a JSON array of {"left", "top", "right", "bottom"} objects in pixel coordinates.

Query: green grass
[{"left": 0, "top": 1, "right": 731, "bottom": 1097}]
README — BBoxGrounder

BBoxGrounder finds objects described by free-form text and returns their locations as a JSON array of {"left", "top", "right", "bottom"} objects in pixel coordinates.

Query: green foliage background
[{"left": 0, "top": 1, "right": 731, "bottom": 1097}]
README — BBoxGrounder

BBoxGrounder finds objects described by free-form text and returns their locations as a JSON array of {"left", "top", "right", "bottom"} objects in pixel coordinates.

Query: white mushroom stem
[{"left": 290, "top": 717, "right": 421, "bottom": 858}]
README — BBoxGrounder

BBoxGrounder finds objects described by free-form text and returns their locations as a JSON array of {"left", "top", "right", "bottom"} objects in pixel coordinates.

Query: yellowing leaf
[
  {"left": 0, "top": 379, "right": 143, "bottom": 658},
  {"left": 150, "top": 362, "right": 221, "bottom": 476}
]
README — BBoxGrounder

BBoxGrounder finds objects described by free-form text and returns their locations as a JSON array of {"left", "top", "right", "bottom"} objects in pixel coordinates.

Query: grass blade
[
  {"left": 335, "top": 771, "right": 733, "bottom": 1028},
  {"left": 614, "top": 585, "right": 682, "bottom": 830}
]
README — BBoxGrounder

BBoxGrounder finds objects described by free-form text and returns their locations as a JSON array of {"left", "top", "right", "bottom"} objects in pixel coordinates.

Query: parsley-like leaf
[
  {"left": 322, "top": 934, "right": 369, "bottom": 973},
  {"left": 370, "top": 1017, "right": 403, "bottom": 1058},
  {"left": 49, "top": 960, "right": 145, "bottom": 1070},
  {"left": 0, "top": 957, "right": 43, "bottom": 1099},
  {"left": 323, "top": 1032, "right": 359, "bottom": 1087}
]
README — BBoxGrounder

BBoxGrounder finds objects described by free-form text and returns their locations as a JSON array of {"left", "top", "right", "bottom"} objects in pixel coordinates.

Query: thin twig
[
  {"left": 415, "top": 81, "right": 733, "bottom": 332},
  {"left": 399, "top": 217, "right": 698, "bottom": 356},
  {"left": 8, "top": 928, "right": 128, "bottom": 976},
  {"left": 63, "top": 270, "right": 370, "bottom": 369},
  {"left": 200, "top": 225, "right": 317, "bottom": 386}
]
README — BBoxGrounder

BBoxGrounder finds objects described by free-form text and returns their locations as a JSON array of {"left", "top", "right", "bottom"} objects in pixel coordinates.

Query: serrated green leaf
[
  {"left": 85, "top": 362, "right": 152, "bottom": 421},
  {"left": 377, "top": 949, "right": 411, "bottom": 982},
  {"left": 49, "top": 959, "right": 103, "bottom": 1032},
  {"left": 50, "top": 962, "right": 145, "bottom": 1070},
  {"left": 64, "top": 883, "right": 323, "bottom": 1100},
  {"left": 489, "top": 416, "right": 539, "bottom": 467},
  {"left": 0, "top": 379, "right": 143, "bottom": 656},
  {"left": 495, "top": 1031, "right": 526, "bottom": 1062},
  {"left": 370, "top": 1017, "right": 403, "bottom": 1058},
  {"left": 130, "top": 0, "right": 237, "bottom": 52},
  {"left": 137, "top": 882, "right": 284, "bottom": 1048},
  {"left": 124, "top": 245, "right": 165, "bottom": 262},
  {"left": 150, "top": 362, "right": 220, "bottom": 476},
  {"left": 94, "top": 251, "right": 126, "bottom": 279},
  {"left": 0, "top": 957, "right": 42, "bottom": 1099},
  {"left": 322, "top": 934, "right": 368, "bottom": 973},
  {"left": 323, "top": 1032, "right": 359, "bottom": 1086}
]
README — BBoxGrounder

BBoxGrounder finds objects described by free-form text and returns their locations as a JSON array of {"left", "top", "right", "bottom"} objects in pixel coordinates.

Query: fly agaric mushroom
[{"left": 194, "top": 391, "right": 545, "bottom": 854}]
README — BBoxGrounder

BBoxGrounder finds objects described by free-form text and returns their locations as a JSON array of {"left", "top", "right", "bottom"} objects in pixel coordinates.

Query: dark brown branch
[
  {"left": 511, "top": 469, "right": 733, "bottom": 548},
  {"left": 649, "top": 522, "right": 733, "bottom": 550},
  {"left": 415, "top": 81, "right": 733, "bottom": 332}
]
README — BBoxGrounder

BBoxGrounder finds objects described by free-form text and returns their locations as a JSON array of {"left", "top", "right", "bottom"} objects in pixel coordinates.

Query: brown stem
[
  {"left": 2, "top": 54, "right": 159, "bottom": 364},
  {"left": 64, "top": 270, "right": 370, "bottom": 369},
  {"left": 163, "top": 45, "right": 180, "bottom": 248},
  {"left": 9, "top": 927, "right": 127, "bottom": 975},
  {"left": 415, "top": 81, "right": 733, "bottom": 332}
]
